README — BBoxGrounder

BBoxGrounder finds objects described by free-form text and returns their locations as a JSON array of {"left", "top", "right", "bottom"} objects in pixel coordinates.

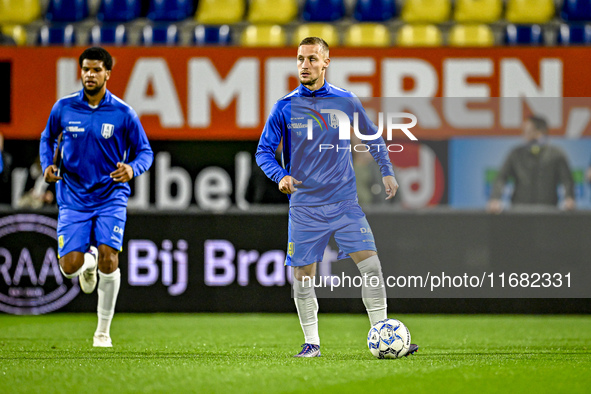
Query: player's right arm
[
  {"left": 40, "top": 102, "right": 63, "bottom": 183},
  {"left": 255, "top": 102, "right": 290, "bottom": 184}
]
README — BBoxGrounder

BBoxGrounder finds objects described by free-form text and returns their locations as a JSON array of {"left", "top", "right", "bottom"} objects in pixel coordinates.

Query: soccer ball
[{"left": 367, "top": 319, "right": 411, "bottom": 359}]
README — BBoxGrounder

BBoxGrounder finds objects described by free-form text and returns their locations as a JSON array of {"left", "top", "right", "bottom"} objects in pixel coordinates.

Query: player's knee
[
  {"left": 351, "top": 250, "right": 377, "bottom": 264},
  {"left": 59, "top": 254, "right": 84, "bottom": 276},
  {"left": 98, "top": 252, "right": 118, "bottom": 274},
  {"left": 294, "top": 267, "right": 315, "bottom": 282}
]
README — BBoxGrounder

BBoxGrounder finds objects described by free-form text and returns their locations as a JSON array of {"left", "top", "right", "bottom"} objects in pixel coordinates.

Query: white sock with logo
[
  {"left": 293, "top": 277, "right": 320, "bottom": 346},
  {"left": 96, "top": 268, "right": 121, "bottom": 336},
  {"left": 357, "top": 255, "right": 387, "bottom": 326},
  {"left": 59, "top": 252, "right": 96, "bottom": 279}
]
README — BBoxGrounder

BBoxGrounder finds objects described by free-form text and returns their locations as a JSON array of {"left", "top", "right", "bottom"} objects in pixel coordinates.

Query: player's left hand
[
  {"left": 383, "top": 175, "right": 399, "bottom": 200},
  {"left": 110, "top": 163, "right": 134, "bottom": 183}
]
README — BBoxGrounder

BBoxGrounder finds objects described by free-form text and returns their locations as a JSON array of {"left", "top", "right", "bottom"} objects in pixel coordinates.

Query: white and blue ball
[{"left": 367, "top": 319, "right": 411, "bottom": 359}]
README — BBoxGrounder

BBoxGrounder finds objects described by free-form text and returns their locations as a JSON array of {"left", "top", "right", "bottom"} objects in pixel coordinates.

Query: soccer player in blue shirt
[
  {"left": 40, "top": 47, "right": 153, "bottom": 347},
  {"left": 257, "top": 37, "right": 418, "bottom": 358}
]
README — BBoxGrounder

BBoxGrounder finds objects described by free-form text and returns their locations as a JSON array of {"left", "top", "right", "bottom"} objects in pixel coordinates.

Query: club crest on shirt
[
  {"left": 101, "top": 123, "right": 114, "bottom": 139},
  {"left": 329, "top": 113, "right": 339, "bottom": 129}
]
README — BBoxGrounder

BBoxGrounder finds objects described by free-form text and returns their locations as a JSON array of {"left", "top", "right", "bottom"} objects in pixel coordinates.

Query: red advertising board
[{"left": 2, "top": 47, "right": 591, "bottom": 140}]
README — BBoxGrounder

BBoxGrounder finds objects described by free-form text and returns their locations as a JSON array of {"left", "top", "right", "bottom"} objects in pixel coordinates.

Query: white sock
[
  {"left": 293, "top": 277, "right": 320, "bottom": 346},
  {"left": 96, "top": 268, "right": 121, "bottom": 336},
  {"left": 357, "top": 255, "right": 387, "bottom": 326},
  {"left": 59, "top": 251, "right": 96, "bottom": 279}
]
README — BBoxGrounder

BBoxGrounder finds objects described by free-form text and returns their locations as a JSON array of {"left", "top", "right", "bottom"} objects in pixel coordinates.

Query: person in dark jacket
[{"left": 487, "top": 115, "right": 575, "bottom": 213}]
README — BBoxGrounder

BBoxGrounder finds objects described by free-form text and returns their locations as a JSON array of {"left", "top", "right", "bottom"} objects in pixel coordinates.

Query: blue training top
[
  {"left": 256, "top": 82, "right": 395, "bottom": 206},
  {"left": 40, "top": 89, "right": 153, "bottom": 210}
]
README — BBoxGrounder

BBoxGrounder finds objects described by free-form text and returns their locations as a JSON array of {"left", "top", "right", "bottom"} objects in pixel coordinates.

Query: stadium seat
[
  {"left": 401, "top": 0, "right": 451, "bottom": 23},
  {"left": 147, "top": 0, "right": 193, "bottom": 22},
  {"left": 504, "top": 24, "right": 544, "bottom": 45},
  {"left": 248, "top": 0, "right": 298, "bottom": 24},
  {"left": 302, "top": 0, "right": 345, "bottom": 22},
  {"left": 344, "top": 23, "right": 391, "bottom": 46},
  {"left": 562, "top": 0, "right": 591, "bottom": 21},
  {"left": 241, "top": 25, "right": 286, "bottom": 47},
  {"left": 38, "top": 24, "right": 76, "bottom": 46},
  {"left": 354, "top": 0, "right": 397, "bottom": 22},
  {"left": 0, "top": 0, "right": 41, "bottom": 24},
  {"left": 89, "top": 24, "right": 128, "bottom": 46},
  {"left": 292, "top": 23, "right": 339, "bottom": 46},
  {"left": 506, "top": 0, "right": 555, "bottom": 24},
  {"left": 193, "top": 25, "right": 232, "bottom": 45},
  {"left": 195, "top": 0, "right": 245, "bottom": 24},
  {"left": 97, "top": 0, "right": 141, "bottom": 22},
  {"left": 142, "top": 24, "right": 180, "bottom": 46},
  {"left": 448, "top": 24, "right": 494, "bottom": 46},
  {"left": 1, "top": 25, "right": 27, "bottom": 46},
  {"left": 557, "top": 23, "right": 591, "bottom": 45},
  {"left": 396, "top": 24, "right": 442, "bottom": 46},
  {"left": 45, "top": 0, "right": 89, "bottom": 22},
  {"left": 454, "top": 0, "right": 502, "bottom": 23}
]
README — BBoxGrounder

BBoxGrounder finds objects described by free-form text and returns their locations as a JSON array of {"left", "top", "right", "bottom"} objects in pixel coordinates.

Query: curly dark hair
[{"left": 79, "top": 47, "right": 113, "bottom": 70}]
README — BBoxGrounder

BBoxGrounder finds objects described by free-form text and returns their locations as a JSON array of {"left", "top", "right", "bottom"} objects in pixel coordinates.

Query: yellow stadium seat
[
  {"left": 1, "top": 25, "right": 27, "bottom": 45},
  {"left": 248, "top": 0, "right": 298, "bottom": 24},
  {"left": 241, "top": 25, "right": 286, "bottom": 47},
  {"left": 396, "top": 24, "right": 442, "bottom": 46},
  {"left": 345, "top": 23, "right": 391, "bottom": 47},
  {"left": 454, "top": 0, "right": 502, "bottom": 23},
  {"left": 0, "top": 0, "right": 41, "bottom": 24},
  {"left": 401, "top": 0, "right": 451, "bottom": 23},
  {"left": 195, "top": 0, "right": 244, "bottom": 24},
  {"left": 292, "top": 23, "right": 339, "bottom": 47},
  {"left": 506, "top": 0, "right": 555, "bottom": 24},
  {"left": 448, "top": 24, "right": 494, "bottom": 46}
]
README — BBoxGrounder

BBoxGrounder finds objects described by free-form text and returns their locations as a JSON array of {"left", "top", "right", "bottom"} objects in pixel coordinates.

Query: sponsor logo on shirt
[
  {"left": 66, "top": 126, "right": 85, "bottom": 132},
  {"left": 287, "top": 123, "right": 308, "bottom": 129}
]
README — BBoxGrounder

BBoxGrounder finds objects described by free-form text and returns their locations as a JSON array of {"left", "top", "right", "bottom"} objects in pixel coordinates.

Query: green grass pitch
[{"left": 0, "top": 314, "right": 590, "bottom": 393}]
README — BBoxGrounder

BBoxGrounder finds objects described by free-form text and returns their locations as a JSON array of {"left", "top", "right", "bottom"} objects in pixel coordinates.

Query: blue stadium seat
[
  {"left": 354, "top": 0, "right": 396, "bottom": 22},
  {"left": 561, "top": 0, "right": 591, "bottom": 21},
  {"left": 97, "top": 0, "right": 141, "bottom": 22},
  {"left": 302, "top": 0, "right": 345, "bottom": 22},
  {"left": 45, "top": 0, "right": 89, "bottom": 22},
  {"left": 505, "top": 24, "right": 544, "bottom": 45},
  {"left": 193, "top": 25, "right": 232, "bottom": 45},
  {"left": 38, "top": 24, "right": 76, "bottom": 46},
  {"left": 89, "top": 24, "right": 128, "bottom": 46},
  {"left": 557, "top": 23, "right": 591, "bottom": 45},
  {"left": 147, "top": 0, "right": 193, "bottom": 21},
  {"left": 142, "top": 24, "right": 180, "bottom": 45}
]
